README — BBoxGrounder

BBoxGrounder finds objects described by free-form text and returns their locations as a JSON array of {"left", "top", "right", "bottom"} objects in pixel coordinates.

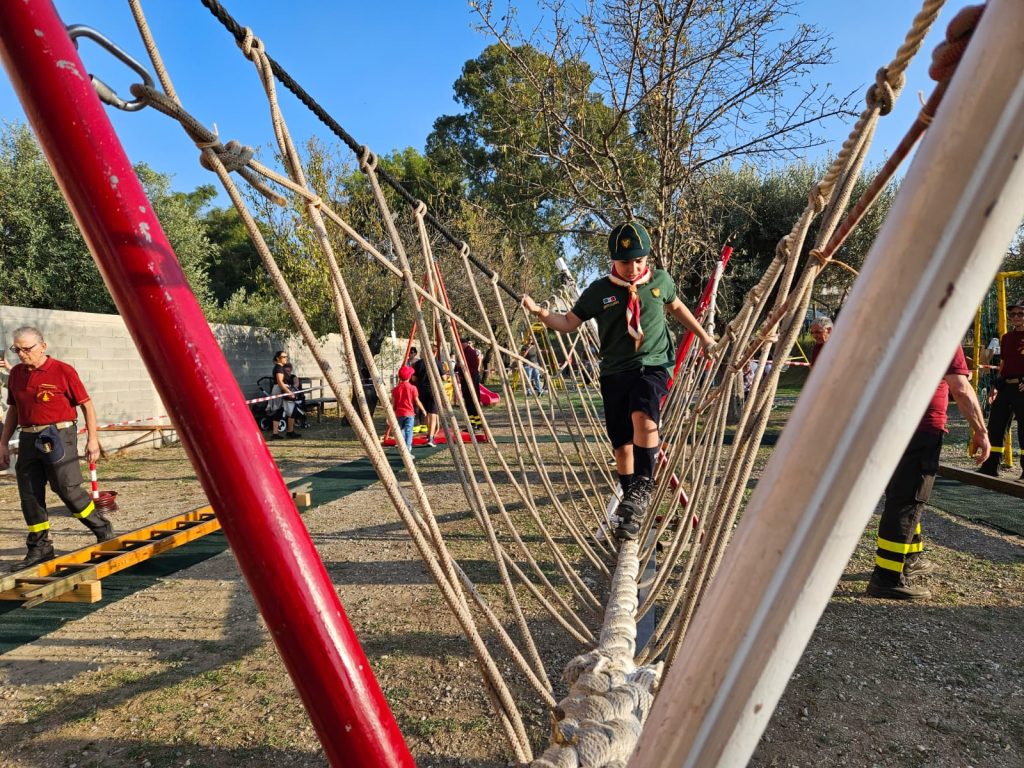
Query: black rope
[{"left": 198, "top": 0, "right": 524, "bottom": 302}]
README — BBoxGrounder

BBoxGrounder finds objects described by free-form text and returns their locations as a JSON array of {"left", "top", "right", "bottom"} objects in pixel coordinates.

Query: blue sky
[{"left": 0, "top": 1, "right": 974, "bottom": 198}]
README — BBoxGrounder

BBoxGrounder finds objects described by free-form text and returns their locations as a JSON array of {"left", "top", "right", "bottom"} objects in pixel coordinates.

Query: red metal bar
[
  {"left": 0, "top": 4, "right": 413, "bottom": 767},
  {"left": 670, "top": 245, "right": 733, "bottom": 381}
]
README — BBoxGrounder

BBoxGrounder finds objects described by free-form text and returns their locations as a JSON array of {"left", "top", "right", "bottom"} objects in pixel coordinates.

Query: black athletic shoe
[
  {"left": 271, "top": 433, "right": 285, "bottom": 440},
  {"left": 614, "top": 519, "right": 640, "bottom": 541},
  {"left": 617, "top": 476, "right": 655, "bottom": 528},
  {"left": 285, "top": 431, "right": 301, "bottom": 439}
]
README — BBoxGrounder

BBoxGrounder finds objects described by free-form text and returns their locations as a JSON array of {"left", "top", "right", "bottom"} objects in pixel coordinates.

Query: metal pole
[
  {"left": 632, "top": 1, "right": 1024, "bottom": 765},
  {"left": 0, "top": 3, "right": 413, "bottom": 767}
]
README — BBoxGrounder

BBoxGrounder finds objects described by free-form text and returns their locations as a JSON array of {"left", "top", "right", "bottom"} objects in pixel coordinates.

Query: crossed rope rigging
[{"left": 108, "top": 0, "right": 976, "bottom": 763}]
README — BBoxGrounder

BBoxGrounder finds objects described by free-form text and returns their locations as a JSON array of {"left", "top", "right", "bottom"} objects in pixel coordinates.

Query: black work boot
[
  {"left": 82, "top": 509, "right": 115, "bottom": 543},
  {"left": 865, "top": 567, "right": 931, "bottom": 601},
  {"left": 615, "top": 476, "right": 655, "bottom": 541},
  {"left": 903, "top": 554, "right": 937, "bottom": 577},
  {"left": 9, "top": 534, "right": 56, "bottom": 572},
  {"left": 977, "top": 455, "right": 1000, "bottom": 477}
]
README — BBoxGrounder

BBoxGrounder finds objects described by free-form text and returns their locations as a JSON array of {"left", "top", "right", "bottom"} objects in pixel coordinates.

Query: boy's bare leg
[
  {"left": 631, "top": 412, "right": 659, "bottom": 449},
  {"left": 614, "top": 444, "right": 633, "bottom": 475}
]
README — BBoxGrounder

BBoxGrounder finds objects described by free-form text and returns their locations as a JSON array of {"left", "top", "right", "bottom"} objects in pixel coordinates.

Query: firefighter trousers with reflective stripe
[
  {"left": 877, "top": 430, "right": 943, "bottom": 575},
  {"left": 15, "top": 425, "right": 96, "bottom": 537},
  {"left": 986, "top": 385, "right": 1024, "bottom": 456}
]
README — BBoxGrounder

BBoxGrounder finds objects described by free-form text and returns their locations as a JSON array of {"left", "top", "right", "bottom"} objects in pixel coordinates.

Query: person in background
[
  {"left": 410, "top": 347, "right": 440, "bottom": 446},
  {"left": 270, "top": 350, "right": 299, "bottom": 440},
  {"left": 866, "top": 344, "right": 989, "bottom": 600},
  {"left": 0, "top": 355, "right": 10, "bottom": 422},
  {"left": 809, "top": 317, "right": 833, "bottom": 367},
  {"left": 457, "top": 337, "right": 481, "bottom": 421},
  {"left": 977, "top": 300, "right": 1024, "bottom": 477},
  {"left": 520, "top": 338, "right": 544, "bottom": 395},
  {"left": 391, "top": 365, "right": 426, "bottom": 453},
  {"left": 0, "top": 326, "right": 114, "bottom": 571},
  {"left": 522, "top": 221, "right": 713, "bottom": 540}
]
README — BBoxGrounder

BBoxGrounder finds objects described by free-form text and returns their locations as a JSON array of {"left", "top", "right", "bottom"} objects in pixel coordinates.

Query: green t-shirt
[{"left": 570, "top": 269, "right": 678, "bottom": 374}]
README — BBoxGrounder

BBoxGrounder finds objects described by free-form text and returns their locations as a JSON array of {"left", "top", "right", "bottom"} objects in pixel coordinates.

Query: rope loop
[
  {"left": 239, "top": 27, "right": 262, "bottom": 60},
  {"left": 866, "top": 67, "right": 896, "bottom": 115},
  {"left": 412, "top": 199, "right": 428, "bottom": 218},
  {"left": 929, "top": 4, "right": 984, "bottom": 83},
  {"left": 774, "top": 234, "right": 793, "bottom": 260},
  {"left": 458, "top": 241, "right": 472, "bottom": 260},
  {"left": 807, "top": 183, "right": 826, "bottom": 214},
  {"left": 358, "top": 145, "right": 377, "bottom": 172}
]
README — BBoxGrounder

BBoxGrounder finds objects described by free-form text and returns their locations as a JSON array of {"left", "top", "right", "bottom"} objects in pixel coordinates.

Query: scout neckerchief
[{"left": 608, "top": 263, "right": 652, "bottom": 349}]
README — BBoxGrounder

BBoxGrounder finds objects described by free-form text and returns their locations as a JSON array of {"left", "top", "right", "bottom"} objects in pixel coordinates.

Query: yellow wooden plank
[{"left": 0, "top": 581, "right": 100, "bottom": 603}]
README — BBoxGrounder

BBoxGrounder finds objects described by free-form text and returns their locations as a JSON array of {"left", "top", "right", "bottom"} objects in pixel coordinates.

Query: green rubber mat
[
  {"left": 0, "top": 451, "right": 411, "bottom": 654},
  {"left": 930, "top": 475, "right": 1024, "bottom": 536}
]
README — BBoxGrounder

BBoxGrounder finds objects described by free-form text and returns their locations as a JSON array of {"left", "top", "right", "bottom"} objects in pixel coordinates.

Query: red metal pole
[{"left": 0, "top": 4, "right": 413, "bottom": 767}]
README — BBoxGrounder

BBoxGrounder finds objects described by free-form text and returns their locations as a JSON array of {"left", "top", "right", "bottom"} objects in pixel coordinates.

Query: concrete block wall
[{"left": 0, "top": 306, "right": 352, "bottom": 459}]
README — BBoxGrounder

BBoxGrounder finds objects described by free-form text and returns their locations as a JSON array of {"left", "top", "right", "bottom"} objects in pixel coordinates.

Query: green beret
[{"left": 608, "top": 221, "right": 652, "bottom": 260}]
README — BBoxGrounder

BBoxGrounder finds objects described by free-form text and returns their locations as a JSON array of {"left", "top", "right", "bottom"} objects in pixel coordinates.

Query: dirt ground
[{"left": 0, "top": 406, "right": 1021, "bottom": 768}]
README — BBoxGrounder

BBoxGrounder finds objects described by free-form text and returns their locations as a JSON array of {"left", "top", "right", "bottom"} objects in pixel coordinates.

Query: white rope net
[{"left": 119, "top": 0, "right": 950, "bottom": 762}]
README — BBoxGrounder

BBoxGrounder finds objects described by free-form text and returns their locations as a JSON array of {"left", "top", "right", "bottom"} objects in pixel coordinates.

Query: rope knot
[
  {"left": 929, "top": 4, "right": 984, "bottom": 83},
  {"left": 239, "top": 28, "right": 263, "bottom": 60},
  {"left": 458, "top": 241, "right": 472, "bottom": 260},
  {"left": 198, "top": 139, "right": 255, "bottom": 174},
  {"left": 357, "top": 145, "right": 377, "bottom": 172},
  {"left": 412, "top": 199, "right": 428, "bottom": 218},
  {"left": 807, "top": 184, "right": 826, "bottom": 214},
  {"left": 866, "top": 67, "right": 895, "bottom": 115},
  {"left": 774, "top": 235, "right": 793, "bottom": 260}
]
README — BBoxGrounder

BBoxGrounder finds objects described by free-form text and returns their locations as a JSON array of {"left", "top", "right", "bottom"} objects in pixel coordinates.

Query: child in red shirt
[{"left": 391, "top": 365, "right": 426, "bottom": 453}]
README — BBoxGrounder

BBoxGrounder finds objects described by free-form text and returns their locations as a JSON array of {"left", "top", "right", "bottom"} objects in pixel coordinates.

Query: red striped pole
[
  {"left": 89, "top": 462, "right": 99, "bottom": 501},
  {"left": 0, "top": 4, "right": 412, "bottom": 767}
]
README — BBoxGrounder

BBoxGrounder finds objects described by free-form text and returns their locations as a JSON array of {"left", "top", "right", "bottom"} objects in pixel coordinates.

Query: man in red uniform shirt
[
  {"left": 867, "top": 346, "right": 989, "bottom": 600},
  {"left": 977, "top": 299, "right": 1024, "bottom": 477},
  {"left": 0, "top": 326, "right": 114, "bottom": 570}
]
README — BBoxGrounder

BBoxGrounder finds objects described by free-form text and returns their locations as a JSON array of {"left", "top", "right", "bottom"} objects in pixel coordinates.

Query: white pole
[{"left": 632, "top": 2, "right": 1024, "bottom": 766}]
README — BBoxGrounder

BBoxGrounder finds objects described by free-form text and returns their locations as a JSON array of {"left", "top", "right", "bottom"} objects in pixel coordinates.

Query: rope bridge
[{"left": 3, "top": 0, "right": 1012, "bottom": 766}]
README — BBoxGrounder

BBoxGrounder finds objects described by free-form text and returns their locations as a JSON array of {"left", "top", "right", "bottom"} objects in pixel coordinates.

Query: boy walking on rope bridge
[
  {"left": 522, "top": 221, "right": 713, "bottom": 540},
  {"left": 0, "top": 326, "right": 115, "bottom": 571}
]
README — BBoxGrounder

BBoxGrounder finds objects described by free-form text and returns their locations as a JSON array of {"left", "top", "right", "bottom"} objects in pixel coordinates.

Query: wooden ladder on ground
[{"left": 0, "top": 507, "right": 220, "bottom": 608}]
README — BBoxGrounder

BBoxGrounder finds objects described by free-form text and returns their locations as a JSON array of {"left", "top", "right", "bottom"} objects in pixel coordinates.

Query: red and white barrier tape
[{"left": 76, "top": 387, "right": 317, "bottom": 434}]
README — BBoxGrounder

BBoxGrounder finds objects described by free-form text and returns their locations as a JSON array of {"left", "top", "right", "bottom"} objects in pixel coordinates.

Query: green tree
[
  {"left": 0, "top": 121, "right": 216, "bottom": 314},
  {"left": 690, "top": 160, "right": 897, "bottom": 320},
  {"left": 470, "top": 0, "right": 853, "bottom": 284}
]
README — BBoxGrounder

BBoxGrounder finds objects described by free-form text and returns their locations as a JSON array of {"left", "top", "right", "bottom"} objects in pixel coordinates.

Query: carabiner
[{"left": 66, "top": 24, "right": 155, "bottom": 113}]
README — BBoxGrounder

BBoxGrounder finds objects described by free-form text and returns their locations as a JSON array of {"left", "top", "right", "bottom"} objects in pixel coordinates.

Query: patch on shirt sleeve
[{"left": 651, "top": 287, "right": 661, "bottom": 297}]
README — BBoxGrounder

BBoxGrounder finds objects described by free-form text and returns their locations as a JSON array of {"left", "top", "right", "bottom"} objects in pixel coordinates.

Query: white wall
[{"left": 0, "top": 306, "right": 352, "bottom": 459}]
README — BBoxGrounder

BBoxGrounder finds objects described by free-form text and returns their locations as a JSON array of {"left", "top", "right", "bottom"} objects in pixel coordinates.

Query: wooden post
[{"left": 632, "top": 2, "right": 1024, "bottom": 766}]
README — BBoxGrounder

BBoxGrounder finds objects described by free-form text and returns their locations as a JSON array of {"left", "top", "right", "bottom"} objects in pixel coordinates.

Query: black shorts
[
  {"left": 599, "top": 367, "right": 670, "bottom": 449},
  {"left": 417, "top": 387, "right": 437, "bottom": 415}
]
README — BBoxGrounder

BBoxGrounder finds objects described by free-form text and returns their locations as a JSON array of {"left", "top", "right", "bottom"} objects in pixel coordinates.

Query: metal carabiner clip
[{"left": 66, "top": 24, "right": 155, "bottom": 113}]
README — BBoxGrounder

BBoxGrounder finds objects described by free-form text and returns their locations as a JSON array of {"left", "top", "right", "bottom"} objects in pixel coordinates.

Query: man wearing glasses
[
  {"left": 0, "top": 326, "right": 114, "bottom": 571},
  {"left": 978, "top": 300, "right": 1024, "bottom": 478}
]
